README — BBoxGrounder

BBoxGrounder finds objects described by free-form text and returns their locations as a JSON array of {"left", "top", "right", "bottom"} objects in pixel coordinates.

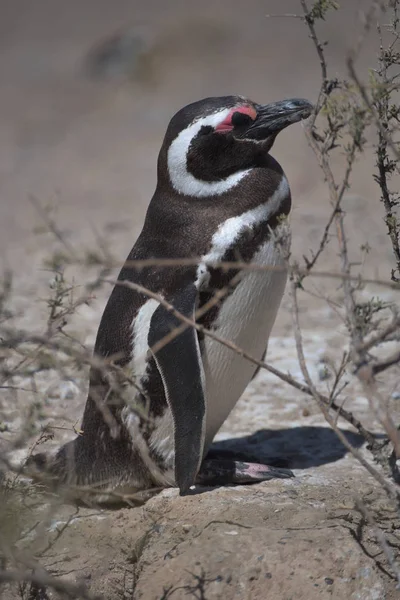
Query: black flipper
[{"left": 148, "top": 283, "right": 206, "bottom": 494}]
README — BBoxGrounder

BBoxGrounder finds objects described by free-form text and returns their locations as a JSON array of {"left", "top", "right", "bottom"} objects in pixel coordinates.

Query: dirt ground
[{"left": 1, "top": 1, "right": 400, "bottom": 598}]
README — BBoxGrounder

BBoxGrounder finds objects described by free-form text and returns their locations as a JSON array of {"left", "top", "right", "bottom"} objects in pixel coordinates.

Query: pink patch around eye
[{"left": 215, "top": 105, "right": 257, "bottom": 132}]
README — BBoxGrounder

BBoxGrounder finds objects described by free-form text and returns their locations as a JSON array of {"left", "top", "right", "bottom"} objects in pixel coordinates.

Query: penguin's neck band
[{"left": 195, "top": 175, "right": 290, "bottom": 287}]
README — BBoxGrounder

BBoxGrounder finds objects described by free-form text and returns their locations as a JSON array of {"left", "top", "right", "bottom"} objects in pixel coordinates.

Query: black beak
[{"left": 245, "top": 98, "right": 314, "bottom": 140}]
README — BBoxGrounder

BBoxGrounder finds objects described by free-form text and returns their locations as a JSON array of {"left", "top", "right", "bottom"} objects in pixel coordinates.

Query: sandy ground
[{"left": 1, "top": 1, "right": 400, "bottom": 598}]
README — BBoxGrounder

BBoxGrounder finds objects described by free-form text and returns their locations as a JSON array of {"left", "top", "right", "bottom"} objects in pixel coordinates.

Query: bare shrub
[{"left": 1, "top": 0, "right": 400, "bottom": 596}]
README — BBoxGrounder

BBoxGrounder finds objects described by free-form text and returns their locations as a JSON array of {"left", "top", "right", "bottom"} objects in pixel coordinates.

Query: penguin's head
[{"left": 160, "top": 95, "right": 313, "bottom": 198}]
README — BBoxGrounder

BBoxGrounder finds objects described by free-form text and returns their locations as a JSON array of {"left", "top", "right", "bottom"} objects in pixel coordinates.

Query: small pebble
[
  {"left": 47, "top": 380, "right": 79, "bottom": 401},
  {"left": 317, "top": 363, "right": 331, "bottom": 381}
]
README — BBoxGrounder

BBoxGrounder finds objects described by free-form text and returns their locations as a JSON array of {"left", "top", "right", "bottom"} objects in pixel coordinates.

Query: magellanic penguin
[{"left": 31, "top": 95, "right": 313, "bottom": 502}]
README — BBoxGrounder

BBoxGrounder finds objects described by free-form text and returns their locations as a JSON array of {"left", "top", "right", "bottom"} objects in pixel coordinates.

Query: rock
[{"left": 5, "top": 465, "right": 397, "bottom": 600}]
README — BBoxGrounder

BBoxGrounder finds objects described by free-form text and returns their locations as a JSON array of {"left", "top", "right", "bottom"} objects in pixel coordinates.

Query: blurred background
[{"left": 0, "top": 0, "right": 383, "bottom": 271}]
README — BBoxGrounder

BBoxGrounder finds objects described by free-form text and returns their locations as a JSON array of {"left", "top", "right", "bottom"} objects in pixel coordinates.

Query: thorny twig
[
  {"left": 296, "top": 0, "right": 400, "bottom": 578},
  {"left": 347, "top": 1, "right": 400, "bottom": 281},
  {"left": 289, "top": 277, "right": 399, "bottom": 501},
  {"left": 105, "top": 276, "right": 377, "bottom": 446},
  {"left": 300, "top": 0, "right": 400, "bottom": 459}
]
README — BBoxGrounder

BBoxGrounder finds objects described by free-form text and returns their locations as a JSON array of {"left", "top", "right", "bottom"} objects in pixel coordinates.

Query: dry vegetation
[{"left": 1, "top": 0, "right": 400, "bottom": 598}]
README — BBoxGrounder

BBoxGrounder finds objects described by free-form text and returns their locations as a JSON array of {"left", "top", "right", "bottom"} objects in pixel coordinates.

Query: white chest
[
  {"left": 145, "top": 231, "right": 289, "bottom": 482},
  {"left": 201, "top": 226, "right": 290, "bottom": 451}
]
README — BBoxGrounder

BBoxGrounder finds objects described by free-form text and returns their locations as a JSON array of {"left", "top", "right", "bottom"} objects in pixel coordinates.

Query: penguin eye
[
  {"left": 199, "top": 125, "right": 214, "bottom": 136},
  {"left": 231, "top": 111, "right": 254, "bottom": 128},
  {"left": 215, "top": 106, "right": 257, "bottom": 132}
]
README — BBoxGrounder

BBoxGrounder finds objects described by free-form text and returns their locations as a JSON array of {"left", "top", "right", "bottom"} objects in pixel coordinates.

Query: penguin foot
[
  {"left": 196, "top": 459, "right": 294, "bottom": 487},
  {"left": 206, "top": 448, "right": 291, "bottom": 469}
]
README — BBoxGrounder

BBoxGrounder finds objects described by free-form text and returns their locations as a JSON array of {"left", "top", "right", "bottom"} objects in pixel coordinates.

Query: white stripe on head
[
  {"left": 195, "top": 175, "right": 290, "bottom": 287},
  {"left": 167, "top": 108, "right": 252, "bottom": 198}
]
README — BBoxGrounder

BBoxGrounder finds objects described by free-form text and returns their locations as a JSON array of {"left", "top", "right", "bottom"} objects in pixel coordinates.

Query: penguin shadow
[
  {"left": 187, "top": 426, "right": 366, "bottom": 496},
  {"left": 208, "top": 425, "right": 366, "bottom": 469}
]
